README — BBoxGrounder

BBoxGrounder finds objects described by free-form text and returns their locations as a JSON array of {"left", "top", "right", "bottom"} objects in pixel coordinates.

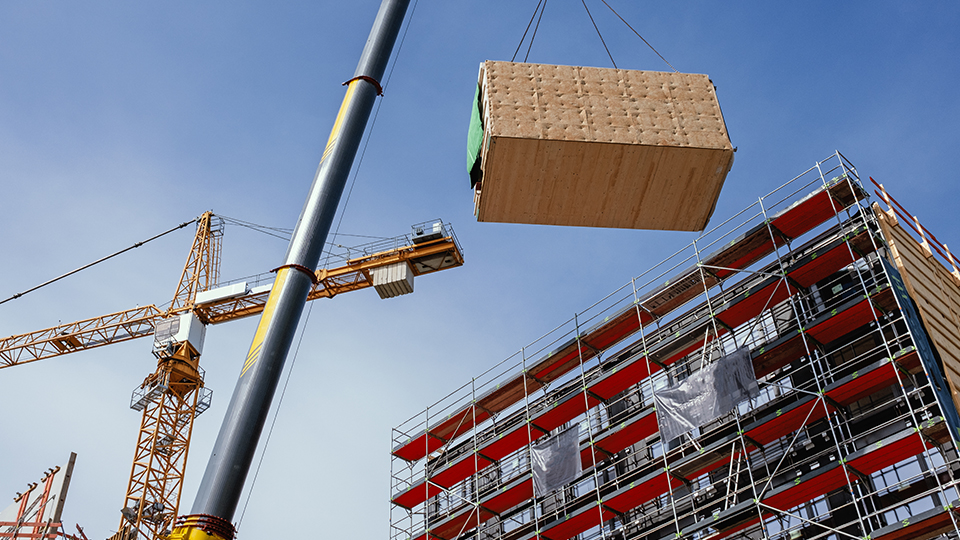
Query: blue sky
[{"left": 1, "top": 2, "right": 959, "bottom": 539}]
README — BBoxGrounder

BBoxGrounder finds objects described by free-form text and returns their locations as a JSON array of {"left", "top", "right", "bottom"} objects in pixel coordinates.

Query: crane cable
[
  {"left": 0, "top": 217, "right": 198, "bottom": 307},
  {"left": 511, "top": 0, "right": 678, "bottom": 73},
  {"left": 597, "top": 0, "right": 678, "bottom": 72},
  {"left": 236, "top": 0, "right": 421, "bottom": 528},
  {"left": 512, "top": 0, "right": 548, "bottom": 63},
  {"left": 582, "top": 0, "right": 617, "bottom": 69},
  {"left": 219, "top": 215, "right": 393, "bottom": 248}
]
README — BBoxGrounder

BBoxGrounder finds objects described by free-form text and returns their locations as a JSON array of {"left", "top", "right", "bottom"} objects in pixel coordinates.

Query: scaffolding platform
[{"left": 392, "top": 153, "right": 960, "bottom": 540}]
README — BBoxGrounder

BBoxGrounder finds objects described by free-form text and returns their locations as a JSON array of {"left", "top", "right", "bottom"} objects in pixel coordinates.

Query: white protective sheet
[
  {"left": 654, "top": 347, "right": 759, "bottom": 442},
  {"left": 531, "top": 426, "right": 582, "bottom": 495}
]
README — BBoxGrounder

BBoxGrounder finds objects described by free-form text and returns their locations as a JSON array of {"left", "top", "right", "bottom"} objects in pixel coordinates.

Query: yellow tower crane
[{"left": 0, "top": 213, "right": 464, "bottom": 540}]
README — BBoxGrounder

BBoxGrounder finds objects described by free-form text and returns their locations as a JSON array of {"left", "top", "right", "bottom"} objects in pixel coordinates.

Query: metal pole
[{"left": 179, "top": 1, "right": 411, "bottom": 535}]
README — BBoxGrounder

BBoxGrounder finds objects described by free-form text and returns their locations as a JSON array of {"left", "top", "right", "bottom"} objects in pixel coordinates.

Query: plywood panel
[
  {"left": 475, "top": 61, "right": 734, "bottom": 231},
  {"left": 875, "top": 204, "right": 960, "bottom": 415}
]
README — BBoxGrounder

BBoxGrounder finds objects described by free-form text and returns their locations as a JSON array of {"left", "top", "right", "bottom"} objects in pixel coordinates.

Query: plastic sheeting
[
  {"left": 655, "top": 347, "right": 759, "bottom": 442},
  {"left": 531, "top": 426, "right": 582, "bottom": 495},
  {"left": 467, "top": 82, "right": 484, "bottom": 188}
]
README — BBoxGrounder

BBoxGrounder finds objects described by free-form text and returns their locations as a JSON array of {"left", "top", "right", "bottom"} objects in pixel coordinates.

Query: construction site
[{"left": 2, "top": 3, "right": 960, "bottom": 540}]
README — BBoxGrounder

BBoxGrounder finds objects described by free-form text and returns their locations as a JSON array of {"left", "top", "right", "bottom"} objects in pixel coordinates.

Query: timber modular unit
[
  {"left": 391, "top": 152, "right": 960, "bottom": 540},
  {"left": 467, "top": 61, "right": 734, "bottom": 231}
]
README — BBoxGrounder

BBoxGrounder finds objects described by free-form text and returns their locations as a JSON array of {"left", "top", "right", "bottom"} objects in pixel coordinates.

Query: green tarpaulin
[{"left": 466, "top": 82, "right": 484, "bottom": 188}]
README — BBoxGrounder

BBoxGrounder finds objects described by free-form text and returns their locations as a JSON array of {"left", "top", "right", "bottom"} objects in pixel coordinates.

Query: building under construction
[{"left": 390, "top": 152, "right": 960, "bottom": 540}]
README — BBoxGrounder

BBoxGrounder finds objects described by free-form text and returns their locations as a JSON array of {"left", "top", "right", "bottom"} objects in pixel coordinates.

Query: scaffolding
[{"left": 390, "top": 151, "right": 960, "bottom": 540}]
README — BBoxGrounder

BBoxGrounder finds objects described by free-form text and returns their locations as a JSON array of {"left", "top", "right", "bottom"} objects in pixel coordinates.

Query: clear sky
[{"left": 1, "top": 2, "right": 958, "bottom": 539}]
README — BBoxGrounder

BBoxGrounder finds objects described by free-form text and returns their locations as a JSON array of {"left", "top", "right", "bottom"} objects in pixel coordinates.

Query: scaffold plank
[
  {"left": 866, "top": 500, "right": 959, "bottom": 540},
  {"left": 603, "top": 469, "right": 683, "bottom": 514},
  {"left": 483, "top": 423, "right": 549, "bottom": 461},
  {"left": 581, "top": 407, "right": 659, "bottom": 467},
  {"left": 807, "top": 294, "right": 883, "bottom": 346},
  {"left": 746, "top": 396, "right": 829, "bottom": 446},
  {"left": 769, "top": 177, "right": 865, "bottom": 239},
  {"left": 825, "top": 360, "right": 900, "bottom": 406},
  {"left": 588, "top": 356, "right": 658, "bottom": 400},
  {"left": 716, "top": 277, "right": 795, "bottom": 329},
  {"left": 540, "top": 502, "right": 610, "bottom": 540},
  {"left": 533, "top": 391, "right": 602, "bottom": 432}
]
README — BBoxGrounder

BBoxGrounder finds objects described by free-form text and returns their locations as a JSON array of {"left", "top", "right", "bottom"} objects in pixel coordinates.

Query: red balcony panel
[
  {"left": 753, "top": 334, "right": 807, "bottom": 379},
  {"left": 703, "top": 226, "right": 781, "bottom": 281},
  {"left": 681, "top": 448, "right": 750, "bottom": 482},
  {"left": 711, "top": 516, "right": 764, "bottom": 540},
  {"left": 770, "top": 183, "right": 862, "bottom": 240},
  {"left": 588, "top": 357, "right": 656, "bottom": 400},
  {"left": 790, "top": 241, "right": 858, "bottom": 288},
  {"left": 394, "top": 432, "right": 446, "bottom": 462},
  {"left": 746, "top": 398, "right": 830, "bottom": 446},
  {"left": 533, "top": 345, "right": 595, "bottom": 382},
  {"left": 580, "top": 409, "right": 659, "bottom": 468},
  {"left": 485, "top": 476, "right": 535, "bottom": 513},
  {"left": 764, "top": 464, "right": 848, "bottom": 511},
  {"left": 848, "top": 433, "right": 931, "bottom": 477},
  {"left": 534, "top": 393, "right": 602, "bottom": 432},
  {"left": 826, "top": 362, "right": 899, "bottom": 407},
  {"left": 807, "top": 298, "right": 878, "bottom": 345},
  {"left": 716, "top": 279, "right": 795, "bottom": 329},
  {"left": 392, "top": 480, "right": 442, "bottom": 510},
  {"left": 586, "top": 310, "right": 651, "bottom": 353},
  {"left": 594, "top": 411, "right": 659, "bottom": 459},
  {"left": 431, "top": 453, "right": 494, "bottom": 488},
  {"left": 604, "top": 470, "right": 683, "bottom": 514},
  {"left": 541, "top": 503, "right": 609, "bottom": 540},
  {"left": 655, "top": 329, "right": 727, "bottom": 371},
  {"left": 430, "top": 506, "right": 495, "bottom": 540},
  {"left": 482, "top": 423, "right": 549, "bottom": 462}
]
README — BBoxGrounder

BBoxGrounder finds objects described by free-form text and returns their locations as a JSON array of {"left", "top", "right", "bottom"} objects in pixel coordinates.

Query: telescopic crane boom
[{"left": 176, "top": 3, "right": 413, "bottom": 539}]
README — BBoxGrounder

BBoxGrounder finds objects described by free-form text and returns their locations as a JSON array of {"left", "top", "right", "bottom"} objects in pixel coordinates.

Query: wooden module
[
  {"left": 875, "top": 202, "right": 960, "bottom": 417},
  {"left": 471, "top": 61, "right": 734, "bottom": 230}
]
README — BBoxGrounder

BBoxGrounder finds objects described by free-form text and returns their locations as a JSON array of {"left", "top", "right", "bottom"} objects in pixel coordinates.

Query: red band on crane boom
[
  {"left": 270, "top": 264, "right": 320, "bottom": 285},
  {"left": 342, "top": 75, "right": 384, "bottom": 96}
]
